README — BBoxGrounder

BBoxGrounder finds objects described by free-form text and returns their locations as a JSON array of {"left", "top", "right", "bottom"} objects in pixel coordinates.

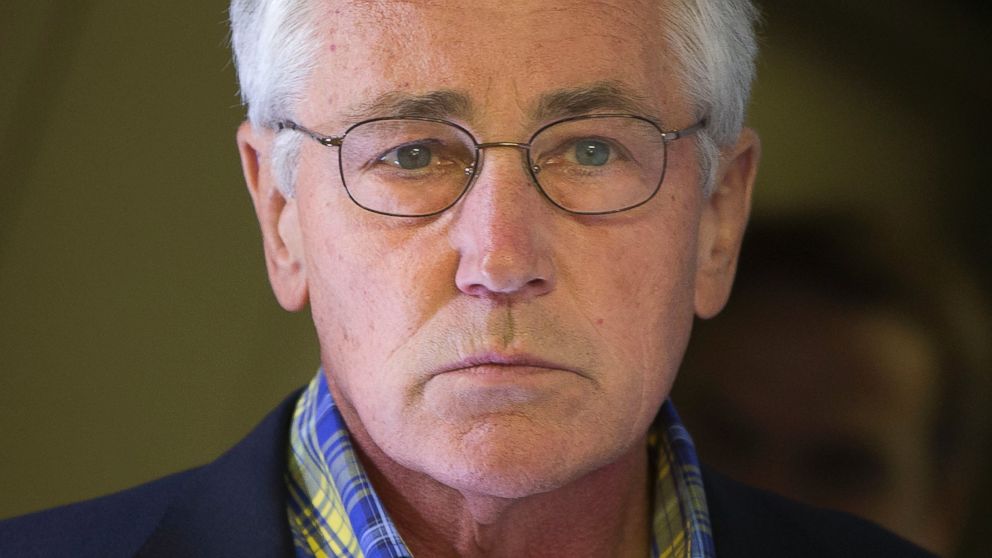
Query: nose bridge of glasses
[
  {"left": 460, "top": 140, "right": 548, "bottom": 221},
  {"left": 469, "top": 141, "right": 535, "bottom": 174},
  {"left": 461, "top": 141, "right": 548, "bottom": 208},
  {"left": 475, "top": 141, "right": 531, "bottom": 150}
]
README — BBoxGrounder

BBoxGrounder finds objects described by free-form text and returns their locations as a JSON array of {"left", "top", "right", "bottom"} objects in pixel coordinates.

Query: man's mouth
[
  {"left": 420, "top": 352, "right": 592, "bottom": 417},
  {"left": 432, "top": 352, "right": 578, "bottom": 377}
]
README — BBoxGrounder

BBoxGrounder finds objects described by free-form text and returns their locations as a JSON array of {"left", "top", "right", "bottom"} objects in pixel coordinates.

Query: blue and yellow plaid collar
[{"left": 286, "top": 371, "right": 715, "bottom": 558}]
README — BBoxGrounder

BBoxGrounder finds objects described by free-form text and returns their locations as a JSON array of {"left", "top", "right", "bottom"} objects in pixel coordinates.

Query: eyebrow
[
  {"left": 339, "top": 80, "right": 660, "bottom": 127},
  {"left": 343, "top": 89, "right": 474, "bottom": 123},
  {"left": 531, "top": 81, "right": 662, "bottom": 123}
]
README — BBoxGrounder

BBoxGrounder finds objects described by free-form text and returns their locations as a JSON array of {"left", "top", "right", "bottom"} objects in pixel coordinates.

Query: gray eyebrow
[
  {"left": 343, "top": 89, "right": 474, "bottom": 123},
  {"left": 338, "top": 80, "right": 660, "bottom": 127},
  {"left": 531, "top": 80, "right": 662, "bottom": 123}
]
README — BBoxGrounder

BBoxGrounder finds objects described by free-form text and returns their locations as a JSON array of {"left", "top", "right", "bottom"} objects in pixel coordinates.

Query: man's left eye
[
  {"left": 573, "top": 139, "right": 611, "bottom": 166},
  {"left": 381, "top": 144, "right": 433, "bottom": 170}
]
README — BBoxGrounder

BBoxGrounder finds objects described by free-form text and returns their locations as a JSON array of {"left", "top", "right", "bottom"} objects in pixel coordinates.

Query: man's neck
[{"left": 335, "top": 401, "right": 652, "bottom": 558}]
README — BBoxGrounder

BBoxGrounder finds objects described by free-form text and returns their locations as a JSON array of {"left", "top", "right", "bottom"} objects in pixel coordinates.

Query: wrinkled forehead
[{"left": 302, "top": 0, "right": 685, "bottom": 131}]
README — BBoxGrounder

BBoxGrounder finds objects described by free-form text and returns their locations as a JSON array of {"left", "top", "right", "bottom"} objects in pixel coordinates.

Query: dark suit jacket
[{"left": 0, "top": 391, "right": 935, "bottom": 557}]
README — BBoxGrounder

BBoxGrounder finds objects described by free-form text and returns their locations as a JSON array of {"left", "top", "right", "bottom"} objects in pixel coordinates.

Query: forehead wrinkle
[
  {"left": 530, "top": 80, "right": 663, "bottom": 124},
  {"left": 342, "top": 90, "right": 475, "bottom": 124}
]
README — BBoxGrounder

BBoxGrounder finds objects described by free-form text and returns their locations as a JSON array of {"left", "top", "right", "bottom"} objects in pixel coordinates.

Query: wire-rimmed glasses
[{"left": 276, "top": 114, "right": 705, "bottom": 217}]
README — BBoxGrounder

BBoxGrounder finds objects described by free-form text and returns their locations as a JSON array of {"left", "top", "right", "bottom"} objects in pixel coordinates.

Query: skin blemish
[
  {"left": 329, "top": 43, "right": 337, "bottom": 52},
  {"left": 596, "top": 318, "right": 605, "bottom": 326}
]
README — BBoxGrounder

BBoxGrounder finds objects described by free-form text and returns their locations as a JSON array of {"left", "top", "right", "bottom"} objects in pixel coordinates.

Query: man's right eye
[
  {"left": 572, "top": 139, "right": 612, "bottom": 166},
  {"left": 379, "top": 144, "right": 433, "bottom": 170}
]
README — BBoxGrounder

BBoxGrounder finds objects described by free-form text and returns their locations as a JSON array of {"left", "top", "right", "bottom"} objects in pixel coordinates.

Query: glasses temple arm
[
  {"left": 661, "top": 118, "right": 707, "bottom": 142},
  {"left": 275, "top": 120, "right": 343, "bottom": 147}
]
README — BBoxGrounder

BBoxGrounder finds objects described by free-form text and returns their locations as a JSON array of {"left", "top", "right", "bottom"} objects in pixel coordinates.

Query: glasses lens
[
  {"left": 530, "top": 116, "right": 667, "bottom": 213},
  {"left": 340, "top": 119, "right": 476, "bottom": 216}
]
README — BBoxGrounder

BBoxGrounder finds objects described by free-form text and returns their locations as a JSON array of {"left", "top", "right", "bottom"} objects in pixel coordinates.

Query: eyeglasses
[{"left": 276, "top": 114, "right": 705, "bottom": 217}]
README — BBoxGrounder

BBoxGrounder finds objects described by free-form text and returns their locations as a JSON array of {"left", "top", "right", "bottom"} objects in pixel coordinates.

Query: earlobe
[
  {"left": 237, "top": 121, "right": 309, "bottom": 312},
  {"left": 694, "top": 128, "right": 761, "bottom": 319}
]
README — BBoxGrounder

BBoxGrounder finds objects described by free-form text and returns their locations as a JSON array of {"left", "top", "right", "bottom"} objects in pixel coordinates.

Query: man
[{"left": 0, "top": 1, "right": 934, "bottom": 556}]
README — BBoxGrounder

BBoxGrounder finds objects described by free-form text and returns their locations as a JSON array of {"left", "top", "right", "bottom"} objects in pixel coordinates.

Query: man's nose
[{"left": 450, "top": 147, "right": 557, "bottom": 299}]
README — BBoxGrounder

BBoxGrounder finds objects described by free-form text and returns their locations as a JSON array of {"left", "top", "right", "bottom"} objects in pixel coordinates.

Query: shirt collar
[{"left": 286, "top": 370, "right": 714, "bottom": 558}]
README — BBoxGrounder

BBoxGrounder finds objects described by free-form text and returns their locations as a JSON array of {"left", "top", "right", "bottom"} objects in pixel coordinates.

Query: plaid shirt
[{"left": 287, "top": 370, "right": 714, "bottom": 558}]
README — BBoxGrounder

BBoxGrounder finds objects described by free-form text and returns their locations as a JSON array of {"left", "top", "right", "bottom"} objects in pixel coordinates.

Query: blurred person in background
[{"left": 673, "top": 215, "right": 991, "bottom": 557}]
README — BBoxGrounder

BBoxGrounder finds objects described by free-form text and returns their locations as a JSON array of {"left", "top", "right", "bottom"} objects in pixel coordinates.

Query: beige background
[
  {"left": 1, "top": 0, "right": 319, "bottom": 516},
  {"left": 2, "top": 1, "right": 989, "bottom": 554}
]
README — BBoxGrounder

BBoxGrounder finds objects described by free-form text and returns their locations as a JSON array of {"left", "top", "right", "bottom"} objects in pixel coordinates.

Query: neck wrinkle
[{"left": 348, "top": 419, "right": 651, "bottom": 557}]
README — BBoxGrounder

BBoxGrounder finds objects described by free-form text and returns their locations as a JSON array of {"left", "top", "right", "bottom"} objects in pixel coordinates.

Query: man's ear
[
  {"left": 237, "top": 121, "right": 309, "bottom": 312},
  {"left": 694, "top": 127, "right": 760, "bottom": 319}
]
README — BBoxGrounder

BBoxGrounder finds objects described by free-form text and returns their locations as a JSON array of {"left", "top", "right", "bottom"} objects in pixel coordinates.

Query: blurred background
[{"left": 1, "top": 1, "right": 988, "bottom": 556}]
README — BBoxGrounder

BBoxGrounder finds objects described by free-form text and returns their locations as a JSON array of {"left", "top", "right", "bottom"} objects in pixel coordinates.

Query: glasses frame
[{"left": 276, "top": 113, "right": 706, "bottom": 217}]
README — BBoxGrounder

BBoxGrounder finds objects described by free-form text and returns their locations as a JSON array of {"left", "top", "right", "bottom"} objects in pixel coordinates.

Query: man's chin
[{"left": 406, "top": 420, "right": 625, "bottom": 500}]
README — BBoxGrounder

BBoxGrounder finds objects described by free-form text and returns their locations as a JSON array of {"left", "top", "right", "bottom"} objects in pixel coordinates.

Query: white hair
[
  {"left": 229, "top": 0, "right": 759, "bottom": 197},
  {"left": 662, "top": 0, "right": 760, "bottom": 194},
  {"left": 230, "top": 0, "right": 322, "bottom": 195}
]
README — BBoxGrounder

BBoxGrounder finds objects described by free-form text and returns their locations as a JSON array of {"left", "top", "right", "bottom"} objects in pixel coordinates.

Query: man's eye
[
  {"left": 380, "top": 144, "right": 433, "bottom": 170},
  {"left": 573, "top": 139, "right": 611, "bottom": 166}
]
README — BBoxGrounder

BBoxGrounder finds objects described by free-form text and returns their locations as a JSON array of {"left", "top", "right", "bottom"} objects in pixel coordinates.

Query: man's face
[{"left": 244, "top": 0, "right": 754, "bottom": 498}]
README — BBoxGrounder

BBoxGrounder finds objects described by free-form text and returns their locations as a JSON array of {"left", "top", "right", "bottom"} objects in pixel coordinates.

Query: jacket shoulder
[
  {"left": 0, "top": 469, "right": 197, "bottom": 558},
  {"left": 703, "top": 466, "right": 936, "bottom": 558}
]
